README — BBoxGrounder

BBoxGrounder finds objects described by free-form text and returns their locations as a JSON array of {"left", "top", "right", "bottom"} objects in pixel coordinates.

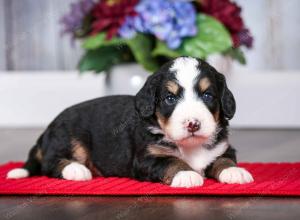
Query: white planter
[
  {"left": 104, "top": 64, "right": 150, "bottom": 96},
  {"left": 207, "top": 54, "right": 233, "bottom": 75},
  {"left": 103, "top": 59, "right": 232, "bottom": 96}
]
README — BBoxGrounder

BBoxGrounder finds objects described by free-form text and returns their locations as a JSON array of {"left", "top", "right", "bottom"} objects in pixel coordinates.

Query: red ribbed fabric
[{"left": 0, "top": 162, "right": 299, "bottom": 196}]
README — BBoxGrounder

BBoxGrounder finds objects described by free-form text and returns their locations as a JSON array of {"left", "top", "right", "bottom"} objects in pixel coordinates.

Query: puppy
[{"left": 7, "top": 57, "right": 253, "bottom": 188}]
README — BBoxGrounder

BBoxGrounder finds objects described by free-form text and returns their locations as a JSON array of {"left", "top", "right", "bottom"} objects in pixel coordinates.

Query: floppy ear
[
  {"left": 135, "top": 73, "right": 161, "bottom": 118},
  {"left": 216, "top": 72, "right": 236, "bottom": 120}
]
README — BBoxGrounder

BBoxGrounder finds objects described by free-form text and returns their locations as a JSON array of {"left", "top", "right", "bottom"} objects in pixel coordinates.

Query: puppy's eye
[
  {"left": 202, "top": 92, "right": 214, "bottom": 103},
  {"left": 165, "top": 95, "right": 178, "bottom": 105}
]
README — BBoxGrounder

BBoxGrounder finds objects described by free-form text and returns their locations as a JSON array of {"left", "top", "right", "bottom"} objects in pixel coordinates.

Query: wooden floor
[{"left": 0, "top": 128, "right": 300, "bottom": 220}]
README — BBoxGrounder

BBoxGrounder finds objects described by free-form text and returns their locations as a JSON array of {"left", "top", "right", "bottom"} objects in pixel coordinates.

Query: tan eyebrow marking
[
  {"left": 166, "top": 81, "right": 179, "bottom": 95},
  {"left": 199, "top": 77, "right": 211, "bottom": 92}
]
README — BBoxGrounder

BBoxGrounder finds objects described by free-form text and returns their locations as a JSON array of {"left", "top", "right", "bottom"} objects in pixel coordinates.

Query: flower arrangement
[{"left": 61, "top": 0, "right": 253, "bottom": 73}]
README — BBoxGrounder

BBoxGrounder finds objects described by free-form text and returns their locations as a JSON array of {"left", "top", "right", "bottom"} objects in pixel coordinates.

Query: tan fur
[
  {"left": 157, "top": 81, "right": 179, "bottom": 132},
  {"left": 147, "top": 145, "right": 192, "bottom": 185},
  {"left": 163, "top": 159, "right": 192, "bottom": 185},
  {"left": 147, "top": 144, "right": 179, "bottom": 158},
  {"left": 206, "top": 158, "right": 236, "bottom": 179},
  {"left": 70, "top": 139, "right": 103, "bottom": 176},
  {"left": 71, "top": 139, "right": 89, "bottom": 164},
  {"left": 57, "top": 159, "right": 71, "bottom": 173},
  {"left": 166, "top": 81, "right": 179, "bottom": 95},
  {"left": 214, "top": 110, "right": 220, "bottom": 122},
  {"left": 199, "top": 77, "right": 211, "bottom": 92},
  {"left": 35, "top": 148, "right": 43, "bottom": 162},
  {"left": 156, "top": 111, "right": 168, "bottom": 129}
]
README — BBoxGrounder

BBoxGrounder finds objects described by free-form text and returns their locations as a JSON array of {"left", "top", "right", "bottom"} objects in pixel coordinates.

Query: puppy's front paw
[
  {"left": 171, "top": 171, "right": 204, "bottom": 188},
  {"left": 62, "top": 162, "right": 92, "bottom": 181},
  {"left": 218, "top": 167, "right": 254, "bottom": 184}
]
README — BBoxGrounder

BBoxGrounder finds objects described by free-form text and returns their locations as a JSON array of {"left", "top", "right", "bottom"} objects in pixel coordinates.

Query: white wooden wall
[
  {"left": 235, "top": 0, "right": 300, "bottom": 71},
  {"left": 0, "top": 0, "right": 6, "bottom": 70},
  {"left": 0, "top": 0, "right": 82, "bottom": 71},
  {"left": 0, "top": 0, "right": 299, "bottom": 71}
]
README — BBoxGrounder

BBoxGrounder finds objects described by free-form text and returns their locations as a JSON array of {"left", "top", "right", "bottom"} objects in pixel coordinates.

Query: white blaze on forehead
[{"left": 171, "top": 57, "right": 200, "bottom": 94}]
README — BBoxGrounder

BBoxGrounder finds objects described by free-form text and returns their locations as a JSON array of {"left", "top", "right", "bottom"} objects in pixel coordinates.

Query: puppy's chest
[{"left": 179, "top": 142, "right": 228, "bottom": 173}]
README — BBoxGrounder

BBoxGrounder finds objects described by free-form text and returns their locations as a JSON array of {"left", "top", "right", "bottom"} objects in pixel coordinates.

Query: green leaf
[
  {"left": 224, "top": 47, "right": 246, "bottom": 65},
  {"left": 180, "top": 14, "right": 233, "bottom": 57},
  {"left": 153, "top": 14, "right": 233, "bottom": 59},
  {"left": 82, "top": 32, "right": 127, "bottom": 50},
  {"left": 83, "top": 33, "right": 159, "bottom": 72},
  {"left": 78, "top": 46, "right": 125, "bottom": 73},
  {"left": 126, "top": 34, "right": 160, "bottom": 72},
  {"left": 152, "top": 40, "right": 181, "bottom": 58},
  {"left": 82, "top": 33, "right": 106, "bottom": 49}
]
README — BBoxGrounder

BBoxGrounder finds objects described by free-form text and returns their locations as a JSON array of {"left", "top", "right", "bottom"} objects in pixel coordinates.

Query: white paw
[
  {"left": 171, "top": 171, "right": 204, "bottom": 188},
  {"left": 219, "top": 167, "right": 254, "bottom": 184},
  {"left": 62, "top": 162, "right": 92, "bottom": 181},
  {"left": 7, "top": 168, "right": 29, "bottom": 179}
]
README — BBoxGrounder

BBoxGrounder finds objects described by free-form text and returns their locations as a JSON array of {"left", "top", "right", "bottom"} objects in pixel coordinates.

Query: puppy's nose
[{"left": 187, "top": 120, "right": 200, "bottom": 133}]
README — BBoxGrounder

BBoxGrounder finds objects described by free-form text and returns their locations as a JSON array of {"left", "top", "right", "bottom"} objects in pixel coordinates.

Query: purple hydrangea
[
  {"left": 118, "top": 16, "right": 137, "bottom": 39},
  {"left": 118, "top": 0, "right": 198, "bottom": 49},
  {"left": 60, "top": 0, "right": 95, "bottom": 39}
]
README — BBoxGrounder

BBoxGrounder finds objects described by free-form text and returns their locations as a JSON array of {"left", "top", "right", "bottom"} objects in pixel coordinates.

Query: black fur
[{"left": 215, "top": 71, "right": 236, "bottom": 120}]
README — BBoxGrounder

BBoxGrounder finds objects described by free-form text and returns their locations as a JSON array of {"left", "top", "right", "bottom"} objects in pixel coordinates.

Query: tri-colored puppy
[{"left": 7, "top": 57, "right": 253, "bottom": 188}]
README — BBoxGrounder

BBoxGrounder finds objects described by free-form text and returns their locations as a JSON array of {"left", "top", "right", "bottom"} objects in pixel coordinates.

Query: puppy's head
[{"left": 135, "top": 57, "right": 235, "bottom": 147}]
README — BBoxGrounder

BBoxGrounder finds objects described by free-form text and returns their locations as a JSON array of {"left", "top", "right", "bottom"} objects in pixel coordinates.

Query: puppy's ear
[
  {"left": 135, "top": 73, "right": 161, "bottom": 118},
  {"left": 216, "top": 72, "right": 236, "bottom": 120}
]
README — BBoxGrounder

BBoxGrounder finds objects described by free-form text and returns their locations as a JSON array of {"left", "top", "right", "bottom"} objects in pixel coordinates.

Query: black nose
[{"left": 187, "top": 121, "right": 200, "bottom": 133}]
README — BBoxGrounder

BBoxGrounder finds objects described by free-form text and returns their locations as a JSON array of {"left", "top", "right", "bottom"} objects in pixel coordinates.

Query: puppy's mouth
[{"left": 176, "top": 134, "right": 209, "bottom": 148}]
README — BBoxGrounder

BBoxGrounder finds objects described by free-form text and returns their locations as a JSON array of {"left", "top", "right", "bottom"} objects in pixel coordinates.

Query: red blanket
[{"left": 1, "top": 162, "right": 300, "bottom": 196}]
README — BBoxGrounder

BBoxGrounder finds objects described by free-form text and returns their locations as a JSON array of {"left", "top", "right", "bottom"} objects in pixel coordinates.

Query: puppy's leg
[
  {"left": 40, "top": 137, "right": 93, "bottom": 181},
  {"left": 134, "top": 156, "right": 204, "bottom": 188},
  {"left": 206, "top": 146, "right": 253, "bottom": 184}
]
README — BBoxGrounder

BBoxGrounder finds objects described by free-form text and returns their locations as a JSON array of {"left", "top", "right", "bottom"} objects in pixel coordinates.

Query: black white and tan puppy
[{"left": 7, "top": 57, "right": 253, "bottom": 188}]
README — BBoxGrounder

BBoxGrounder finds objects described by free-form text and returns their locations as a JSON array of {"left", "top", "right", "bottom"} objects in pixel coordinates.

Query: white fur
[
  {"left": 171, "top": 57, "right": 199, "bottom": 91},
  {"left": 179, "top": 141, "right": 229, "bottom": 173},
  {"left": 7, "top": 168, "right": 29, "bottom": 179},
  {"left": 219, "top": 167, "right": 254, "bottom": 184},
  {"left": 62, "top": 162, "right": 92, "bottom": 181},
  {"left": 164, "top": 57, "right": 216, "bottom": 142},
  {"left": 171, "top": 170, "right": 204, "bottom": 188},
  {"left": 147, "top": 126, "right": 164, "bottom": 135}
]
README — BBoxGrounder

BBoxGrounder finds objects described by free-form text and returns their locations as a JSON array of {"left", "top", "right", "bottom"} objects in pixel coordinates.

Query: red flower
[
  {"left": 232, "top": 28, "right": 253, "bottom": 48},
  {"left": 91, "top": 0, "right": 138, "bottom": 39},
  {"left": 201, "top": 0, "right": 253, "bottom": 48}
]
